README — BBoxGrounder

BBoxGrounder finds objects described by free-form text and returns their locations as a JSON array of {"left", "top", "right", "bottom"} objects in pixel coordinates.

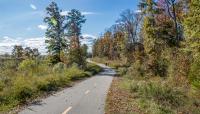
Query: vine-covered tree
[{"left": 44, "top": 2, "right": 68, "bottom": 64}]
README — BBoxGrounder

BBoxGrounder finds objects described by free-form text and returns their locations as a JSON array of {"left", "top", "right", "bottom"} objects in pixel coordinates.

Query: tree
[
  {"left": 23, "top": 47, "right": 33, "bottom": 59},
  {"left": 66, "top": 9, "right": 86, "bottom": 68},
  {"left": 116, "top": 9, "right": 143, "bottom": 63},
  {"left": 81, "top": 44, "right": 88, "bottom": 58},
  {"left": 44, "top": 2, "right": 68, "bottom": 64},
  {"left": 12, "top": 45, "right": 24, "bottom": 60},
  {"left": 184, "top": 0, "right": 200, "bottom": 56},
  {"left": 12, "top": 45, "right": 24, "bottom": 66},
  {"left": 32, "top": 48, "right": 40, "bottom": 58},
  {"left": 184, "top": 0, "right": 200, "bottom": 89}
]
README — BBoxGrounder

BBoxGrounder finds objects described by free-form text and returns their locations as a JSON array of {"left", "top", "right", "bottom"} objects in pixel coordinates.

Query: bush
[
  {"left": 151, "top": 58, "right": 169, "bottom": 77},
  {"left": 117, "top": 67, "right": 127, "bottom": 76},
  {"left": 130, "top": 80, "right": 146, "bottom": 93},
  {"left": 189, "top": 59, "right": 200, "bottom": 89},
  {"left": 66, "top": 64, "right": 86, "bottom": 80},
  {"left": 85, "top": 63, "right": 102, "bottom": 75},
  {"left": 53, "top": 62, "right": 65, "bottom": 73},
  {"left": 0, "top": 80, "right": 4, "bottom": 91},
  {"left": 43, "top": 76, "right": 60, "bottom": 91},
  {"left": 138, "top": 81, "right": 186, "bottom": 108},
  {"left": 124, "top": 61, "right": 146, "bottom": 79},
  {"left": 18, "top": 59, "right": 37, "bottom": 71},
  {"left": 18, "top": 59, "right": 38, "bottom": 76},
  {"left": 35, "top": 77, "right": 50, "bottom": 92},
  {"left": 12, "top": 76, "right": 36, "bottom": 102}
]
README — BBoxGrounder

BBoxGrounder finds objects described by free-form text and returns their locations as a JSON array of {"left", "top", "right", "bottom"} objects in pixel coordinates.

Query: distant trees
[
  {"left": 12, "top": 46, "right": 40, "bottom": 60},
  {"left": 44, "top": 2, "right": 68, "bottom": 64},
  {"left": 12, "top": 45, "right": 24, "bottom": 60}
]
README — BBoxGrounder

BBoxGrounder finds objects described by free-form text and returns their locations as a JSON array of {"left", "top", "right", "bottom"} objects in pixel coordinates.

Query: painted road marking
[
  {"left": 94, "top": 83, "right": 97, "bottom": 87},
  {"left": 62, "top": 106, "right": 72, "bottom": 114},
  {"left": 85, "top": 90, "right": 90, "bottom": 94}
]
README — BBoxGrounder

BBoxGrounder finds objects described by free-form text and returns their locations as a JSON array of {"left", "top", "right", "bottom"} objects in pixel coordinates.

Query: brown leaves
[{"left": 106, "top": 77, "right": 142, "bottom": 114}]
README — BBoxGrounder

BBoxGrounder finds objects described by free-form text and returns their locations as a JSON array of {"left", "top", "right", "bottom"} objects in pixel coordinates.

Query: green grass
[
  {"left": 0, "top": 59, "right": 102, "bottom": 113},
  {"left": 116, "top": 76, "right": 200, "bottom": 114}
]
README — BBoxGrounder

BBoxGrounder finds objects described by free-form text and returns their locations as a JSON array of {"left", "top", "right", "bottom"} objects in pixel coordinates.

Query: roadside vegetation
[
  {"left": 0, "top": 2, "right": 102, "bottom": 113},
  {"left": 92, "top": 0, "right": 200, "bottom": 113},
  {"left": 0, "top": 58, "right": 101, "bottom": 112}
]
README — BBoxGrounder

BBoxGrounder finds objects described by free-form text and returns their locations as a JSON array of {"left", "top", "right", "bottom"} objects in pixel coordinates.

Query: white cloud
[
  {"left": 0, "top": 34, "right": 97, "bottom": 54},
  {"left": 38, "top": 24, "right": 47, "bottom": 30},
  {"left": 82, "top": 12, "right": 97, "bottom": 15},
  {"left": 82, "top": 34, "right": 97, "bottom": 39},
  {"left": 60, "top": 11, "right": 69, "bottom": 16},
  {"left": 61, "top": 11, "right": 98, "bottom": 16},
  {"left": 0, "top": 36, "right": 46, "bottom": 55},
  {"left": 134, "top": 10, "right": 142, "bottom": 13},
  {"left": 30, "top": 4, "right": 37, "bottom": 10},
  {"left": 80, "top": 34, "right": 97, "bottom": 52}
]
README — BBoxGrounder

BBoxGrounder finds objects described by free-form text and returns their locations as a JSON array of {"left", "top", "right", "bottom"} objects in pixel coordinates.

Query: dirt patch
[{"left": 105, "top": 77, "right": 143, "bottom": 114}]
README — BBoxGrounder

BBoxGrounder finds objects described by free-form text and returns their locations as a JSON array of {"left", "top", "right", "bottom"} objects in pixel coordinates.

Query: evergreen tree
[{"left": 44, "top": 2, "right": 68, "bottom": 64}]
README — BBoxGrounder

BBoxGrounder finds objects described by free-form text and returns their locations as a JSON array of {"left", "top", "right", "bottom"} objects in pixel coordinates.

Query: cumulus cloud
[
  {"left": 61, "top": 11, "right": 98, "bottom": 16},
  {"left": 0, "top": 34, "right": 97, "bottom": 54},
  {"left": 30, "top": 4, "right": 37, "bottom": 10},
  {"left": 82, "top": 34, "right": 97, "bottom": 39},
  {"left": 38, "top": 24, "right": 47, "bottom": 30},
  {"left": 0, "top": 36, "right": 46, "bottom": 55},
  {"left": 80, "top": 34, "right": 97, "bottom": 52}
]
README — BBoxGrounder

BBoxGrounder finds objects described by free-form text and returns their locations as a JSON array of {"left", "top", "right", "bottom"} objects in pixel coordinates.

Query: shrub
[
  {"left": 35, "top": 77, "right": 50, "bottom": 92},
  {"left": 53, "top": 62, "right": 65, "bottom": 73},
  {"left": 117, "top": 67, "right": 127, "bottom": 76},
  {"left": 189, "top": 58, "right": 200, "bottom": 89},
  {"left": 18, "top": 59, "right": 37, "bottom": 71},
  {"left": 66, "top": 64, "right": 86, "bottom": 80},
  {"left": 85, "top": 63, "right": 102, "bottom": 75},
  {"left": 0, "top": 80, "right": 4, "bottom": 91},
  {"left": 12, "top": 76, "right": 36, "bottom": 102},
  {"left": 18, "top": 59, "right": 38, "bottom": 76},
  {"left": 124, "top": 61, "right": 146, "bottom": 80},
  {"left": 152, "top": 58, "right": 169, "bottom": 77},
  {"left": 43, "top": 76, "right": 60, "bottom": 91},
  {"left": 138, "top": 81, "right": 186, "bottom": 108}
]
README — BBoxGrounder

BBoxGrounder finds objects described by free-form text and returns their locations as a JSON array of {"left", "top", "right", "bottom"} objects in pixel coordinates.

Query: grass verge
[{"left": 0, "top": 62, "right": 102, "bottom": 113}]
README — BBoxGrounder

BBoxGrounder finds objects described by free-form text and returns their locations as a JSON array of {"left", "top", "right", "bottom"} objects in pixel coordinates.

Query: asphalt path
[{"left": 19, "top": 61, "right": 115, "bottom": 114}]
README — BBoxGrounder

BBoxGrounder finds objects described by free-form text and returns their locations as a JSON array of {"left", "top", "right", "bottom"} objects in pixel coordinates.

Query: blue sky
[{"left": 0, "top": 0, "right": 139, "bottom": 54}]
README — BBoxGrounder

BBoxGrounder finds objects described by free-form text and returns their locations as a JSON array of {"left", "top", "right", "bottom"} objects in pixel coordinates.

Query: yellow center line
[{"left": 62, "top": 106, "right": 72, "bottom": 114}]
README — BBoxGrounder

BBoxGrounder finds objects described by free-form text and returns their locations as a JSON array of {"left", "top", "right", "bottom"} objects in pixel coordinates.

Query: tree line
[{"left": 92, "top": 0, "right": 200, "bottom": 89}]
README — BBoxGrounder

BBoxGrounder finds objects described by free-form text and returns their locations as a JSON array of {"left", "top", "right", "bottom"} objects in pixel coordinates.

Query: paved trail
[{"left": 19, "top": 61, "right": 115, "bottom": 114}]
